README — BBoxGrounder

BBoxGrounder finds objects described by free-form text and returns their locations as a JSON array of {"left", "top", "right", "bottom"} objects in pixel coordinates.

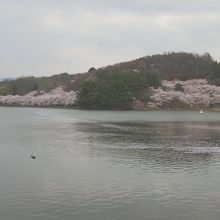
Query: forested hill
[
  {"left": 95, "top": 52, "right": 220, "bottom": 81},
  {"left": 75, "top": 52, "right": 220, "bottom": 90},
  {"left": 1, "top": 52, "right": 220, "bottom": 110},
  {"left": 75, "top": 52, "right": 220, "bottom": 109}
]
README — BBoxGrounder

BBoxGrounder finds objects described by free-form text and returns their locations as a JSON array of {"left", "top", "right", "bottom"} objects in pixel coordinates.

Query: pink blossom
[
  {"left": 148, "top": 79, "right": 220, "bottom": 109},
  {"left": 0, "top": 87, "right": 76, "bottom": 107}
]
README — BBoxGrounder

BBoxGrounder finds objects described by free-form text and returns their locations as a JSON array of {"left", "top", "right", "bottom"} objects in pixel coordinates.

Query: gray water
[{"left": 0, "top": 107, "right": 220, "bottom": 220}]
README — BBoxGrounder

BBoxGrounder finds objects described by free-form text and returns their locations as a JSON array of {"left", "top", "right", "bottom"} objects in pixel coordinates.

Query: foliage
[
  {"left": 77, "top": 70, "right": 160, "bottom": 110},
  {"left": 174, "top": 83, "right": 184, "bottom": 92},
  {"left": 149, "top": 79, "right": 220, "bottom": 109},
  {"left": 37, "top": 72, "right": 73, "bottom": 92},
  {"left": 0, "top": 73, "right": 76, "bottom": 96},
  {"left": 0, "top": 87, "right": 76, "bottom": 107},
  {"left": 100, "top": 52, "right": 218, "bottom": 81},
  {"left": 14, "top": 77, "right": 38, "bottom": 95},
  {"left": 0, "top": 80, "right": 14, "bottom": 95},
  {"left": 0, "top": 52, "right": 220, "bottom": 110}
]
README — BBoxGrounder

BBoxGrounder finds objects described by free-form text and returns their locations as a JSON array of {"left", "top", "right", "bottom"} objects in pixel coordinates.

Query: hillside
[
  {"left": 95, "top": 52, "right": 219, "bottom": 81},
  {"left": 0, "top": 52, "right": 220, "bottom": 109}
]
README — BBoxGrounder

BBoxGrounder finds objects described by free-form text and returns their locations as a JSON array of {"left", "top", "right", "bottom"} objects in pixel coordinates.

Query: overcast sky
[{"left": 0, "top": 0, "right": 219, "bottom": 78}]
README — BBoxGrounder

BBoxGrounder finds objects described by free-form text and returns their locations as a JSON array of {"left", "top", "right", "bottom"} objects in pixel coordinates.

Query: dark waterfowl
[{"left": 30, "top": 155, "right": 36, "bottom": 159}]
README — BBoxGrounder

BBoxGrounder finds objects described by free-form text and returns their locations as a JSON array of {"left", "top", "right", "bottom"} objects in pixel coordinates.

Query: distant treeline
[
  {"left": 1, "top": 52, "right": 220, "bottom": 109},
  {"left": 0, "top": 73, "right": 76, "bottom": 95}
]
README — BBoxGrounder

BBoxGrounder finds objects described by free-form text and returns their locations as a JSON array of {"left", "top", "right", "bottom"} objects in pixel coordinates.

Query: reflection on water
[
  {"left": 78, "top": 121, "right": 220, "bottom": 151},
  {"left": 0, "top": 108, "right": 220, "bottom": 220},
  {"left": 74, "top": 121, "right": 220, "bottom": 174}
]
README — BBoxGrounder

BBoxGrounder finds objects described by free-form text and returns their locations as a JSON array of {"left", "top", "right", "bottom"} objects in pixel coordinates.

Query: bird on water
[{"left": 30, "top": 155, "right": 36, "bottom": 159}]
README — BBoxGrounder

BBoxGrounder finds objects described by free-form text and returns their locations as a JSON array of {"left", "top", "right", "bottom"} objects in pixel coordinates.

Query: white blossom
[
  {"left": 148, "top": 79, "right": 220, "bottom": 109},
  {"left": 0, "top": 87, "right": 76, "bottom": 107}
]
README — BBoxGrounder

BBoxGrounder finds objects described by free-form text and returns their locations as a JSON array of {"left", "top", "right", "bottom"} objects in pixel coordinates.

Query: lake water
[{"left": 0, "top": 107, "right": 220, "bottom": 220}]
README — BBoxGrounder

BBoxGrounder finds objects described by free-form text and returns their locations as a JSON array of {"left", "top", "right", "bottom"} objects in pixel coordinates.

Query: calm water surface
[{"left": 0, "top": 107, "right": 220, "bottom": 220}]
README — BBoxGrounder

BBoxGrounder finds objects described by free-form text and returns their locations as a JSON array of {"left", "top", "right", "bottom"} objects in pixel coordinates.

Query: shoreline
[{"left": 0, "top": 104, "right": 220, "bottom": 112}]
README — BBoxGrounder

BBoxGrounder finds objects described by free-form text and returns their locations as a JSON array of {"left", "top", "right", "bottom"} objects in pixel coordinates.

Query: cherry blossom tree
[
  {"left": 0, "top": 87, "right": 76, "bottom": 107},
  {"left": 148, "top": 79, "right": 220, "bottom": 109}
]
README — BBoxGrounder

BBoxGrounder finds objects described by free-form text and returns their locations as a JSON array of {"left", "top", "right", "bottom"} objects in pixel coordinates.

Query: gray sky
[{"left": 0, "top": 0, "right": 220, "bottom": 78}]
